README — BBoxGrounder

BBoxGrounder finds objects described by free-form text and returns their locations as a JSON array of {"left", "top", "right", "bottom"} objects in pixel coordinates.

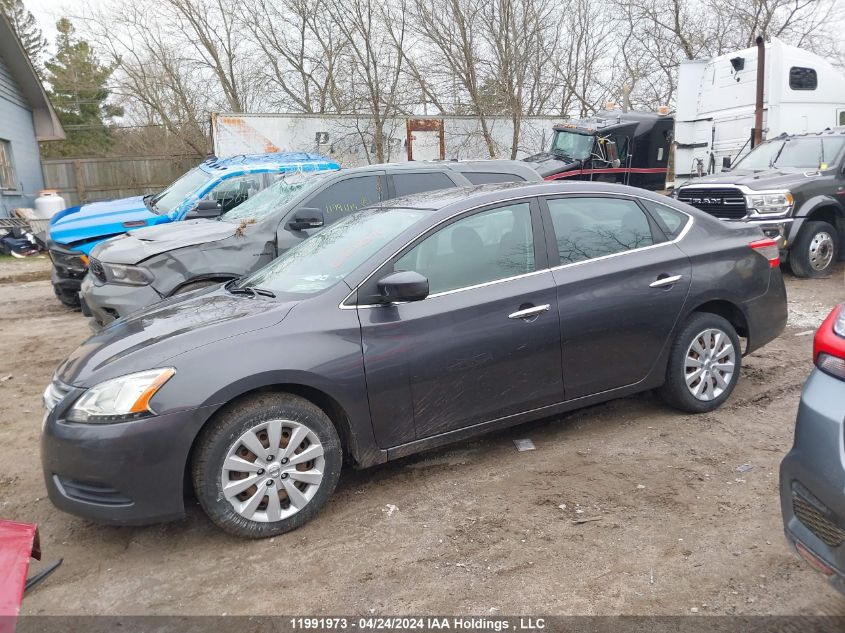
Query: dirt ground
[{"left": 1, "top": 255, "right": 844, "bottom": 616}]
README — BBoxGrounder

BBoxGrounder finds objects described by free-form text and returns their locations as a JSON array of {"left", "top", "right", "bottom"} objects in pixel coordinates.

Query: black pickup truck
[{"left": 674, "top": 128, "right": 845, "bottom": 277}]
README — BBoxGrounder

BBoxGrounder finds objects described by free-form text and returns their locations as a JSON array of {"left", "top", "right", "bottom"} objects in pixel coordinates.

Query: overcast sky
[{"left": 26, "top": 0, "right": 101, "bottom": 43}]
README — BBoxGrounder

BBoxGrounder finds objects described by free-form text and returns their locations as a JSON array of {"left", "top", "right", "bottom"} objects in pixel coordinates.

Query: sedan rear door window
[
  {"left": 546, "top": 197, "right": 654, "bottom": 265},
  {"left": 395, "top": 202, "right": 535, "bottom": 294}
]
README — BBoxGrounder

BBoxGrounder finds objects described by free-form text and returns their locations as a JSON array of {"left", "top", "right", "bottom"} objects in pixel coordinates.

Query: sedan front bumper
[
  {"left": 41, "top": 391, "right": 218, "bottom": 526},
  {"left": 780, "top": 368, "right": 845, "bottom": 595},
  {"left": 80, "top": 274, "right": 164, "bottom": 327}
]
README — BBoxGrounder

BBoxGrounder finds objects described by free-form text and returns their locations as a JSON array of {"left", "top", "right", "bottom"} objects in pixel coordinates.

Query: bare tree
[
  {"left": 325, "top": 0, "right": 408, "bottom": 163},
  {"left": 410, "top": 0, "right": 499, "bottom": 156},
  {"left": 242, "top": 0, "right": 350, "bottom": 113}
]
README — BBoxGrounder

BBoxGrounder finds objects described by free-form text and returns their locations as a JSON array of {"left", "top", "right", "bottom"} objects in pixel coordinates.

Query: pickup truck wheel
[
  {"left": 192, "top": 393, "right": 342, "bottom": 538},
  {"left": 658, "top": 313, "right": 742, "bottom": 413},
  {"left": 790, "top": 221, "right": 838, "bottom": 278}
]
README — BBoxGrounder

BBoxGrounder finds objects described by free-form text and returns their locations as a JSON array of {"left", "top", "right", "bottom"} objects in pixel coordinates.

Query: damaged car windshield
[
  {"left": 235, "top": 207, "right": 425, "bottom": 297},
  {"left": 223, "top": 171, "right": 336, "bottom": 223},
  {"left": 151, "top": 167, "right": 212, "bottom": 214},
  {"left": 551, "top": 130, "right": 594, "bottom": 160}
]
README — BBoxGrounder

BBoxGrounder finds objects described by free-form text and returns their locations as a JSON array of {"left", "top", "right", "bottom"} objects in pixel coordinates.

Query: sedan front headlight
[
  {"left": 745, "top": 191, "right": 793, "bottom": 216},
  {"left": 66, "top": 368, "right": 175, "bottom": 424},
  {"left": 101, "top": 262, "right": 154, "bottom": 286}
]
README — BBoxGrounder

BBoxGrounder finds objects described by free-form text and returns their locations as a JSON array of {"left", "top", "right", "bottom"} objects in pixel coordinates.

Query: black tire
[
  {"left": 171, "top": 279, "right": 223, "bottom": 296},
  {"left": 789, "top": 220, "right": 838, "bottom": 278},
  {"left": 658, "top": 312, "right": 742, "bottom": 413},
  {"left": 52, "top": 284, "right": 80, "bottom": 308},
  {"left": 192, "top": 393, "right": 342, "bottom": 538}
]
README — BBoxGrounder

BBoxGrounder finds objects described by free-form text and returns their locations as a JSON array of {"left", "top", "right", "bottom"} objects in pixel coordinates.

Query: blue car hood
[{"left": 48, "top": 196, "right": 164, "bottom": 250}]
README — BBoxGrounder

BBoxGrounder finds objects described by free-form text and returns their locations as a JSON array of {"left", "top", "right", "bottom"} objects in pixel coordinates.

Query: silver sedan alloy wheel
[
  {"left": 221, "top": 419, "right": 325, "bottom": 522},
  {"left": 684, "top": 328, "right": 736, "bottom": 402},
  {"left": 808, "top": 231, "right": 834, "bottom": 272}
]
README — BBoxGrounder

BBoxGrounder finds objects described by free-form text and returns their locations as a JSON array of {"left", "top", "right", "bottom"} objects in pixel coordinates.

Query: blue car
[{"left": 46, "top": 153, "right": 339, "bottom": 306}]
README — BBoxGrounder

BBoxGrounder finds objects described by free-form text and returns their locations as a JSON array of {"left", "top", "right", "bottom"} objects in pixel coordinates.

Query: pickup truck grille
[
  {"left": 89, "top": 257, "right": 107, "bottom": 283},
  {"left": 676, "top": 187, "right": 747, "bottom": 219}
]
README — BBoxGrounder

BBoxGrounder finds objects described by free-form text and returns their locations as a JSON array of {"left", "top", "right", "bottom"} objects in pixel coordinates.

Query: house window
[
  {"left": 0, "top": 140, "right": 17, "bottom": 190},
  {"left": 789, "top": 67, "right": 817, "bottom": 91}
]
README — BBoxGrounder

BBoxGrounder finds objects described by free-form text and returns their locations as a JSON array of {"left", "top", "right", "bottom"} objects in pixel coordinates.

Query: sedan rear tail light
[
  {"left": 814, "top": 304, "right": 845, "bottom": 381},
  {"left": 749, "top": 238, "right": 780, "bottom": 268}
]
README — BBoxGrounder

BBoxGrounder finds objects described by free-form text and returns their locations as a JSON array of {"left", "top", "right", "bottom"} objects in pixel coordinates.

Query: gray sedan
[
  {"left": 43, "top": 182, "right": 787, "bottom": 537},
  {"left": 780, "top": 302, "right": 845, "bottom": 594}
]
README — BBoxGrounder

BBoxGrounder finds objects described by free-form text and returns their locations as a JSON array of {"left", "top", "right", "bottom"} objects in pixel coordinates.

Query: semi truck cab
[{"left": 524, "top": 110, "right": 674, "bottom": 191}]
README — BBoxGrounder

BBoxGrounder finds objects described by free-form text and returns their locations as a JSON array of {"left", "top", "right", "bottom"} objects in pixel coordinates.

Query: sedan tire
[
  {"left": 658, "top": 312, "right": 742, "bottom": 413},
  {"left": 192, "top": 393, "right": 342, "bottom": 538}
]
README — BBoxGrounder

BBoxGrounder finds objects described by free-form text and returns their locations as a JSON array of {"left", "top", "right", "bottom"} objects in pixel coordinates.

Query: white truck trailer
[
  {"left": 672, "top": 38, "right": 845, "bottom": 185},
  {"left": 210, "top": 113, "right": 559, "bottom": 165}
]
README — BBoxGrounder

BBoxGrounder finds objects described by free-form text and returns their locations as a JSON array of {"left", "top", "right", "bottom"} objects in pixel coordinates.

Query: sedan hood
[
  {"left": 92, "top": 220, "right": 240, "bottom": 265},
  {"left": 676, "top": 168, "right": 820, "bottom": 191},
  {"left": 48, "top": 196, "right": 164, "bottom": 248},
  {"left": 56, "top": 289, "right": 295, "bottom": 387},
  {"left": 522, "top": 152, "right": 579, "bottom": 178}
]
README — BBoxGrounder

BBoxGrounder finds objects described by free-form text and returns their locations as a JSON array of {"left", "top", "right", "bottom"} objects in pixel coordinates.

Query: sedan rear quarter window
[
  {"left": 546, "top": 197, "right": 655, "bottom": 265},
  {"left": 640, "top": 199, "right": 689, "bottom": 240}
]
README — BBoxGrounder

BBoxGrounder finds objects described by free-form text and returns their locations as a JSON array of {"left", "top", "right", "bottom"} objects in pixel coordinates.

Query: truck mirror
[
  {"left": 722, "top": 156, "right": 732, "bottom": 169},
  {"left": 605, "top": 140, "right": 621, "bottom": 168}
]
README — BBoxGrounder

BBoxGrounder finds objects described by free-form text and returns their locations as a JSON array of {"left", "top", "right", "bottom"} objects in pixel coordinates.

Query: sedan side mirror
[
  {"left": 186, "top": 200, "right": 223, "bottom": 219},
  {"left": 377, "top": 271, "right": 429, "bottom": 303},
  {"left": 288, "top": 207, "right": 325, "bottom": 231}
]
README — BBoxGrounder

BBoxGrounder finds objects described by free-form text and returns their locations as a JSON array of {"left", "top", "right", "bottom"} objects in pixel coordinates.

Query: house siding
[{"left": 0, "top": 54, "right": 45, "bottom": 218}]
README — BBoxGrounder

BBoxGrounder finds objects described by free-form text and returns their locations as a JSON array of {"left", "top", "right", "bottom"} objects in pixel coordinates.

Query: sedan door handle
[
  {"left": 508, "top": 304, "right": 550, "bottom": 320},
  {"left": 649, "top": 274, "right": 683, "bottom": 288}
]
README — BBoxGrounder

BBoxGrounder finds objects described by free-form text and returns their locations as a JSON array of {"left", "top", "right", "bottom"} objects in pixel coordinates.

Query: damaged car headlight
[
  {"left": 102, "top": 262, "right": 154, "bottom": 286},
  {"left": 745, "top": 191, "right": 793, "bottom": 216},
  {"left": 66, "top": 368, "right": 175, "bottom": 424}
]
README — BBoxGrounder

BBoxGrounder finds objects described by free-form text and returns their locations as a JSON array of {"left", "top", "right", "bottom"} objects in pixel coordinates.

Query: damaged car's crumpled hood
[
  {"left": 56, "top": 289, "right": 295, "bottom": 387},
  {"left": 92, "top": 220, "right": 240, "bottom": 264}
]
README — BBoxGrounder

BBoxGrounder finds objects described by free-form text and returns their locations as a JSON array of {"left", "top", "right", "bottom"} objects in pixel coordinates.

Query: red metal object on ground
[{"left": 0, "top": 520, "right": 40, "bottom": 633}]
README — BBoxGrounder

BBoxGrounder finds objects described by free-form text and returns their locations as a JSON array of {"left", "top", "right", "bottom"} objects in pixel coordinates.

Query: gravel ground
[{"left": 1, "top": 257, "right": 844, "bottom": 616}]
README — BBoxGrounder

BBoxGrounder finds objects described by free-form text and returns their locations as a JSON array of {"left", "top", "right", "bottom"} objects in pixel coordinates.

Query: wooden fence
[{"left": 42, "top": 155, "right": 204, "bottom": 207}]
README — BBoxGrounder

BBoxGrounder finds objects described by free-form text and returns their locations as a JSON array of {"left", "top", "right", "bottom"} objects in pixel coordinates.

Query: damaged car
[
  {"left": 47, "top": 152, "right": 339, "bottom": 308},
  {"left": 80, "top": 160, "right": 541, "bottom": 327},
  {"left": 43, "top": 182, "right": 787, "bottom": 538}
]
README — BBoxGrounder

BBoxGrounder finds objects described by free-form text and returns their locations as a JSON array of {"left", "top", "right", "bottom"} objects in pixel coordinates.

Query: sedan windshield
[
  {"left": 151, "top": 167, "right": 212, "bottom": 214},
  {"left": 223, "top": 171, "right": 336, "bottom": 223},
  {"left": 550, "top": 130, "right": 594, "bottom": 160},
  {"left": 733, "top": 137, "right": 845, "bottom": 171},
  {"left": 236, "top": 207, "right": 425, "bottom": 297}
]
